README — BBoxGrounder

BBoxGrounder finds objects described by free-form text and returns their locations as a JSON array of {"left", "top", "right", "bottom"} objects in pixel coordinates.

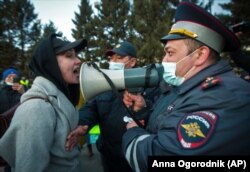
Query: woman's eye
[
  {"left": 64, "top": 49, "right": 76, "bottom": 58},
  {"left": 65, "top": 52, "right": 74, "bottom": 58}
]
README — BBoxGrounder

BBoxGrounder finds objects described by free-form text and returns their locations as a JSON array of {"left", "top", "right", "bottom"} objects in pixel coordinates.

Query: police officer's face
[
  {"left": 162, "top": 39, "right": 197, "bottom": 77},
  {"left": 109, "top": 54, "right": 136, "bottom": 69}
]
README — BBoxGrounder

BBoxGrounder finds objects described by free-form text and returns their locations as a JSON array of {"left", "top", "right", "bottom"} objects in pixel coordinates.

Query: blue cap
[
  {"left": 2, "top": 68, "right": 21, "bottom": 80},
  {"left": 106, "top": 41, "right": 137, "bottom": 58},
  {"left": 160, "top": 2, "right": 240, "bottom": 53}
]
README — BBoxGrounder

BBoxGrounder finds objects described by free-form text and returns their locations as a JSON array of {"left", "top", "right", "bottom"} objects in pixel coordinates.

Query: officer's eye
[
  {"left": 166, "top": 51, "right": 174, "bottom": 56},
  {"left": 115, "top": 54, "right": 125, "bottom": 59}
]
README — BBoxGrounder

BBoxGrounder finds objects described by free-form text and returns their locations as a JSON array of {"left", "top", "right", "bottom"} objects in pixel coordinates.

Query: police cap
[{"left": 161, "top": 2, "right": 240, "bottom": 53}]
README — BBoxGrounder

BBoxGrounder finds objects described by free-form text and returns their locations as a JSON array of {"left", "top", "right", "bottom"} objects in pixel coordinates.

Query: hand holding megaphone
[{"left": 123, "top": 89, "right": 146, "bottom": 112}]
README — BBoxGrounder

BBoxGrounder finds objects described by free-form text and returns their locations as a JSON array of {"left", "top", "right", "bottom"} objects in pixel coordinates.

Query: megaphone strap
[
  {"left": 145, "top": 64, "right": 156, "bottom": 88},
  {"left": 87, "top": 62, "right": 144, "bottom": 128},
  {"left": 89, "top": 61, "right": 120, "bottom": 97}
]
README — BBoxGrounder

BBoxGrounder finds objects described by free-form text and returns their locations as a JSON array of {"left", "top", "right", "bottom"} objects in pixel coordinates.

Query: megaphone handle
[
  {"left": 89, "top": 62, "right": 144, "bottom": 128},
  {"left": 122, "top": 101, "right": 144, "bottom": 128}
]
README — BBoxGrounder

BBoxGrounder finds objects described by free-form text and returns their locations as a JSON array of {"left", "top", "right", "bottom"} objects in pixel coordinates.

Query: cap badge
[
  {"left": 115, "top": 44, "right": 121, "bottom": 48},
  {"left": 169, "top": 28, "right": 198, "bottom": 38}
]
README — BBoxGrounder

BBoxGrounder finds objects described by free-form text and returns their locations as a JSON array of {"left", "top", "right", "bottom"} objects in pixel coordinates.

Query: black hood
[{"left": 29, "top": 33, "right": 87, "bottom": 106}]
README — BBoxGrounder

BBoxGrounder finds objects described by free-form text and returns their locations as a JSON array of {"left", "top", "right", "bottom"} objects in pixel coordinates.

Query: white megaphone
[{"left": 80, "top": 62, "right": 163, "bottom": 100}]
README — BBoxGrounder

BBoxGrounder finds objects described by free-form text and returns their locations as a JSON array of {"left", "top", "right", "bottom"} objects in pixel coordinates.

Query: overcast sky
[
  {"left": 32, "top": 0, "right": 82, "bottom": 41},
  {"left": 31, "top": 0, "right": 230, "bottom": 42}
]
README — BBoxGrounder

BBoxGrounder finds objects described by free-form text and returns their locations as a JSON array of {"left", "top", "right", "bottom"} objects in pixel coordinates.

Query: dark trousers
[{"left": 100, "top": 154, "right": 133, "bottom": 172}]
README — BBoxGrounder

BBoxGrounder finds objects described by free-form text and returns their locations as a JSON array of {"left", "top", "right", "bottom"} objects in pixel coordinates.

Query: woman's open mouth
[{"left": 73, "top": 67, "right": 80, "bottom": 74}]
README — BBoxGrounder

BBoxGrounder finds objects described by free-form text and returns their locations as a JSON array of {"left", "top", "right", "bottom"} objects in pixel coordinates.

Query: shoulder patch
[
  {"left": 200, "top": 76, "right": 222, "bottom": 90},
  {"left": 177, "top": 111, "right": 218, "bottom": 149}
]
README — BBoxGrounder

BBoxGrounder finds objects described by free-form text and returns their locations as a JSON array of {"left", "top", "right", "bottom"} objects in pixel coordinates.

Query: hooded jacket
[
  {"left": 0, "top": 77, "right": 81, "bottom": 172},
  {"left": 0, "top": 33, "right": 85, "bottom": 172}
]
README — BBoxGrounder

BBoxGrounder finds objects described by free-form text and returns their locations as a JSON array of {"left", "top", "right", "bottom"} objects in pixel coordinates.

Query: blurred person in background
[
  {"left": 229, "top": 21, "right": 250, "bottom": 78},
  {"left": 0, "top": 67, "right": 26, "bottom": 113},
  {"left": 0, "top": 67, "right": 26, "bottom": 172}
]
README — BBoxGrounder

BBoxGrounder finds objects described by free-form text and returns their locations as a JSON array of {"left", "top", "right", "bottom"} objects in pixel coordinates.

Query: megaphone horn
[{"left": 80, "top": 62, "right": 163, "bottom": 101}]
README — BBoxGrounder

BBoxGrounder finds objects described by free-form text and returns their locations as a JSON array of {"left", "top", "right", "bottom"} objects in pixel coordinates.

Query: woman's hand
[{"left": 65, "top": 125, "right": 88, "bottom": 151}]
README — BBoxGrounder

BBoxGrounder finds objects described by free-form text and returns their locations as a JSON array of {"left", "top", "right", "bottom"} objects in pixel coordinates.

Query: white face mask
[
  {"left": 109, "top": 62, "right": 125, "bottom": 70},
  {"left": 162, "top": 49, "right": 198, "bottom": 86},
  {"left": 162, "top": 62, "right": 185, "bottom": 86},
  {"left": 5, "top": 81, "right": 14, "bottom": 86}
]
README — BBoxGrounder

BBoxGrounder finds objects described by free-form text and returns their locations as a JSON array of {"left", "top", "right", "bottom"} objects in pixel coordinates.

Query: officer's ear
[
  {"left": 128, "top": 57, "right": 137, "bottom": 68},
  {"left": 193, "top": 46, "right": 210, "bottom": 66}
]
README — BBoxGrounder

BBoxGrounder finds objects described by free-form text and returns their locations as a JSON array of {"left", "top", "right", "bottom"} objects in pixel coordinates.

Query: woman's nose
[{"left": 75, "top": 57, "right": 81, "bottom": 64}]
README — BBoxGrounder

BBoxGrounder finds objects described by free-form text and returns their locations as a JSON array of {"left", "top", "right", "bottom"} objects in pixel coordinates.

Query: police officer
[{"left": 122, "top": 2, "right": 250, "bottom": 172}]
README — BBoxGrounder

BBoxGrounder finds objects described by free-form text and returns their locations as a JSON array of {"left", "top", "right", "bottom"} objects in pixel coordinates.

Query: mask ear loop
[
  {"left": 122, "top": 56, "right": 133, "bottom": 69},
  {"left": 176, "top": 48, "right": 200, "bottom": 65},
  {"left": 176, "top": 48, "right": 200, "bottom": 78}
]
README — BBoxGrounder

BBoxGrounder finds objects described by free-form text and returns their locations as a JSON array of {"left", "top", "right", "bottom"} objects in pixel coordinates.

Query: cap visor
[
  {"left": 105, "top": 50, "right": 115, "bottom": 56},
  {"left": 56, "top": 39, "right": 87, "bottom": 54},
  {"left": 105, "top": 49, "right": 127, "bottom": 57},
  {"left": 160, "top": 34, "right": 188, "bottom": 43}
]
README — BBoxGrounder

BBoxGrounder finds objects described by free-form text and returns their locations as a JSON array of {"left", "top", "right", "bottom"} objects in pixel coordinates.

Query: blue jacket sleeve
[{"left": 78, "top": 99, "right": 99, "bottom": 127}]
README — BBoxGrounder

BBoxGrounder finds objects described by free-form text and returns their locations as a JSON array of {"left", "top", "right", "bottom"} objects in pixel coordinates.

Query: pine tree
[
  {"left": 219, "top": 0, "right": 250, "bottom": 46},
  {"left": 92, "top": 0, "right": 131, "bottom": 61},
  {"left": 27, "top": 20, "right": 60, "bottom": 58},
  {"left": 42, "top": 21, "right": 61, "bottom": 38},
  {"left": 217, "top": 0, "right": 250, "bottom": 76},
  {"left": 0, "top": 0, "right": 41, "bottom": 76},
  {"left": 72, "top": 0, "right": 95, "bottom": 61},
  {"left": 130, "top": 0, "right": 178, "bottom": 65}
]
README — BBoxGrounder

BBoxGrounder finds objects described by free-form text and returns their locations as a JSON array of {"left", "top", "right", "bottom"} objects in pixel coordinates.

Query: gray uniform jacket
[
  {"left": 122, "top": 60, "right": 250, "bottom": 172},
  {"left": 0, "top": 76, "right": 81, "bottom": 172}
]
